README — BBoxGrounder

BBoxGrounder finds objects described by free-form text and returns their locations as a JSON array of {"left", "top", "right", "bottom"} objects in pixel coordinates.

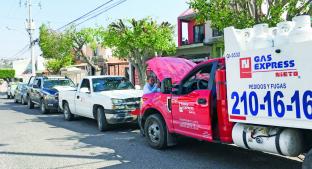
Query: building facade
[{"left": 177, "top": 9, "right": 224, "bottom": 61}]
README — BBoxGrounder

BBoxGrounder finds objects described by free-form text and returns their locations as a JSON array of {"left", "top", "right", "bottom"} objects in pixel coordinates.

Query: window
[
  {"left": 180, "top": 64, "right": 213, "bottom": 95},
  {"left": 28, "top": 77, "right": 35, "bottom": 86},
  {"left": 33, "top": 79, "right": 41, "bottom": 88},
  {"left": 43, "top": 79, "right": 75, "bottom": 89},
  {"left": 92, "top": 77, "right": 134, "bottom": 92},
  {"left": 194, "top": 24, "right": 205, "bottom": 43},
  {"left": 212, "top": 29, "right": 223, "bottom": 37},
  {"left": 80, "top": 79, "right": 90, "bottom": 91}
]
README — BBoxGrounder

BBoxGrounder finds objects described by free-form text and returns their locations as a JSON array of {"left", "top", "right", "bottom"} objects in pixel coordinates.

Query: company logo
[
  {"left": 239, "top": 54, "right": 298, "bottom": 78},
  {"left": 240, "top": 57, "right": 252, "bottom": 78}
]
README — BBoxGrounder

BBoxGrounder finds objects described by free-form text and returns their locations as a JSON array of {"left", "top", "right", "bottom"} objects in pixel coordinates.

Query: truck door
[
  {"left": 171, "top": 62, "right": 218, "bottom": 141},
  {"left": 75, "top": 79, "right": 93, "bottom": 118}
]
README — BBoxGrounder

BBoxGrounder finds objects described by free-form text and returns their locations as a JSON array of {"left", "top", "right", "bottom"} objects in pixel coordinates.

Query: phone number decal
[{"left": 231, "top": 90, "right": 312, "bottom": 119}]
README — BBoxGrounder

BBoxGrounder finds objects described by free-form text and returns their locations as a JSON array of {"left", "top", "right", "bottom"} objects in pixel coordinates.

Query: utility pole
[{"left": 25, "top": 0, "right": 36, "bottom": 76}]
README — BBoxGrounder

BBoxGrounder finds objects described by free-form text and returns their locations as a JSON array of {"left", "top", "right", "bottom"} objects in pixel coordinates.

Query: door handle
[
  {"left": 197, "top": 98, "right": 207, "bottom": 105},
  {"left": 77, "top": 95, "right": 80, "bottom": 99}
]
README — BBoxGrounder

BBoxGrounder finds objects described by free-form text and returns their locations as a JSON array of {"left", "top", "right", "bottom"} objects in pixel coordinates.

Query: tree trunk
[
  {"left": 134, "top": 63, "right": 146, "bottom": 87},
  {"left": 78, "top": 49, "right": 98, "bottom": 75},
  {"left": 132, "top": 56, "right": 147, "bottom": 87}
]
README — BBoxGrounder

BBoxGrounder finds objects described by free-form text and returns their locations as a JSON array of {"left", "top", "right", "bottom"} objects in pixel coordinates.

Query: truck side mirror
[
  {"left": 80, "top": 87, "right": 90, "bottom": 94},
  {"left": 161, "top": 78, "right": 172, "bottom": 94}
]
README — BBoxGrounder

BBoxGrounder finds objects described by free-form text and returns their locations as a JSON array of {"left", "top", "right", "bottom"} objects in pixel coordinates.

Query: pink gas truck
[{"left": 139, "top": 15, "right": 312, "bottom": 168}]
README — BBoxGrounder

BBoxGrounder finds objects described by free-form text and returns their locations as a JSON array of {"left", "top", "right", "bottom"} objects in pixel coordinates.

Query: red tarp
[{"left": 146, "top": 57, "right": 196, "bottom": 84}]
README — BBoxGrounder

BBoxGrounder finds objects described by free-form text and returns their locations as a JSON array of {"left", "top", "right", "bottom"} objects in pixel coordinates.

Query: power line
[
  {"left": 75, "top": 0, "right": 127, "bottom": 27},
  {"left": 10, "top": 44, "right": 30, "bottom": 58},
  {"left": 57, "top": 0, "right": 114, "bottom": 30}
]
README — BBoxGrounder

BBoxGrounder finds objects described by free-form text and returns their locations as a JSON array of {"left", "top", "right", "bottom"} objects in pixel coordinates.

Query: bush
[{"left": 0, "top": 69, "right": 15, "bottom": 79}]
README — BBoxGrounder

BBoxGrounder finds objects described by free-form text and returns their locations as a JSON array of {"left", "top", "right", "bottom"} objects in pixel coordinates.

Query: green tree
[
  {"left": 102, "top": 18, "right": 176, "bottom": 85},
  {"left": 0, "top": 69, "right": 15, "bottom": 80},
  {"left": 39, "top": 24, "right": 73, "bottom": 74},
  {"left": 68, "top": 27, "right": 106, "bottom": 74},
  {"left": 39, "top": 24, "right": 105, "bottom": 75},
  {"left": 189, "top": 0, "right": 312, "bottom": 31}
]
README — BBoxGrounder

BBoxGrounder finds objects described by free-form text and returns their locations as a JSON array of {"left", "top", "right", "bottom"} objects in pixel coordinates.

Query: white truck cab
[{"left": 58, "top": 75, "right": 143, "bottom": 131}]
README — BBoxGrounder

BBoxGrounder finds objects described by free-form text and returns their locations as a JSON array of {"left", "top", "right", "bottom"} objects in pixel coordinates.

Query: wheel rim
[
  {"left": 97, "top": 109, "right": 102, "bottom": 127},
  {"left": 28, "top": 99, "right": 30, "bottom": 106},
  {"left": 21, "top": 97, "right": 24, "bottom": 104},
  {"left": 148, "top": 120, "right": 161, "bottom": 144},
  {"left": 41, "top": 101, "right": 45, "bottom": 112},
  {"left": 64, "top": 105, "right": 69, "bottom": 118}
]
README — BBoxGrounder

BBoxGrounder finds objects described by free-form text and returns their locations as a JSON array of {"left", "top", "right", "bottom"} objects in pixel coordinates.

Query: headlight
[
  {"left": 111, "top": 98, "right": 126, "bottom": 110},
  {"left": 111, "top": 98, "right": 125, "bottom": 105},
  {"left": 45, "top": 94, "right": 58, "bottom": 100},
  {"left": 112, "top": 105, "right": 126, "bottom": 110}
]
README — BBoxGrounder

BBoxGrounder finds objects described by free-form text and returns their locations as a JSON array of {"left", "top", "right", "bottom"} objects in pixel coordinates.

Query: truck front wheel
[
  {"left": 303, "top": 149, "right": 312, "bottom": 169},
  {"left": 27, "top": 97, "right": 34, "bottom": 109},
  {"left": 63, "top": 102, "right": 74, "bottom": 121},
  {"left": 97, "top": 107, "right": 109, "bottom": 132},
  {"left": 40, "top": 99, "right": 49, "bottom": 114},
  {"left": 144, "top": 114, "right": 167, "bottom": 149}
]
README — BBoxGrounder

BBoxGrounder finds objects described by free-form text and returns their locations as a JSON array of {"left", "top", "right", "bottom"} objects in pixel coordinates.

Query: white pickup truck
[{"left": 58, "top": 75, "right": 143, "bottom": 131}]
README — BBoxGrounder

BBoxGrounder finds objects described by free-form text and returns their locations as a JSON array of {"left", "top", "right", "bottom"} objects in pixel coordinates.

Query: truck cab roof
[{"left": 83, "top": 75, "right": 125, "bottom": 79}]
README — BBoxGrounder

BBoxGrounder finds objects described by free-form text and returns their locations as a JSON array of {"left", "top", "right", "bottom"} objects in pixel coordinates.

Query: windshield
[
  {"left": 92, "top": 77, "right": 134, "bottom": 92},
  {"left": 43, "top": 79, "right": 75, "bottom": 89}
]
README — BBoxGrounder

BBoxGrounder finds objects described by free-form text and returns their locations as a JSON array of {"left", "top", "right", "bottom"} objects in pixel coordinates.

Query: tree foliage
[
  {"left": 102, "top": 18, "right": 176, "bottom": 85},
  {"left": 0, "top": 69, "right": 15, "bottom": 79},
  {"left": 39, "top": 24, "right": 73, "bottom": 74},
  {"left": 39, "top": 24, "right": 105, "bottom": 74},
  {"left": 68, "top": 26, "right": 106, "bottom": 72},
  {"left": 189, "top": 0, "right": 312, "bottom": 31}
]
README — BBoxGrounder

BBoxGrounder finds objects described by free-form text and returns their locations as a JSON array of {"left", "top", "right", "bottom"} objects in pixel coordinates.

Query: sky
[{"left": 0, "top": 0, "right": 189, "bottom": 59}]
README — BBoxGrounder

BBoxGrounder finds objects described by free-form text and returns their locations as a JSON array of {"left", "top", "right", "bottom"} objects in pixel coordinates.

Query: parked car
[
  {"left": 58, "top": 76, "right": 143, "bottom": 131},
  {"left": 27, "top": 76, "right": 76, "bottom": 114},
  {"left": 7, "top": 82, "right": 18, "bottom": 99},
  {"left": 14, "top": 83, "right": 27, "bottom": 104}
]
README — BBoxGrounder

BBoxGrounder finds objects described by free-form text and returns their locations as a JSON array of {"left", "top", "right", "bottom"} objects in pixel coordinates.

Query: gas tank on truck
[
  {"left": 224, "top": 15, "right": 312, "bottom": 167},
  {"left": 224, "top": 15, "right": 312, "bottom": 129}
]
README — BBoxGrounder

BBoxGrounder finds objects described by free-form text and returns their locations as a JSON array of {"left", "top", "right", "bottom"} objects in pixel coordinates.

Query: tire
[
  {"left": 63, "top": 102, "right": 74, "bottom": 121},
  {"left": 14, "top": 95, "right": 18, "bottom": 103},
  {"left": 27, "top": 97, "right": 34, "bottom": 109},
  {"left": 97, "top": 107, "right": 109, "bottom": 132},
  {"left": 7, "top": 94, "right": 10, "bottom": 99},
  {"left": 40, "top": 99, "right": 49, "bottom": 114},
  {"left": 21, "top": 96, "right": 26, "bottom": 105},
  {"left": 303, "top": 149, "right": 312, "bottom": 169},
  {"left": 144, "top": 114, "right": 167, "bottom": 149}
]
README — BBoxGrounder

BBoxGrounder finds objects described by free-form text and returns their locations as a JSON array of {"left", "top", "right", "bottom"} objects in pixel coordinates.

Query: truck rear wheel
[
  {"left": 97, "top": 107, "right": 109, "bottom": 132},
  {"left": 40, "top": 99, "right": 49, "bottom": 114},
  {"left": 14, "top": 95, "right": 18, "bottom": 103},
  {"left": 27, "top": 97, "right": 34, "bottom": 109},
  {"left": 303, "top": 149, "right": 312, "bottom": 169},
  {"left": 21, "top": 96, "right": 26, "bottom": 105},
  {"left": 63, "top": 102, "right": 74, "bottom": 121},
  {"left": 144, "top": 114, "right": 167, "bottom": 149}
]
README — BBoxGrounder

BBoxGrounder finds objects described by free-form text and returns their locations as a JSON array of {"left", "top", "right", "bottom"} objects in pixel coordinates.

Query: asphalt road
[{"left": 0, "top": 96, "right": 302, "bottom": 169}]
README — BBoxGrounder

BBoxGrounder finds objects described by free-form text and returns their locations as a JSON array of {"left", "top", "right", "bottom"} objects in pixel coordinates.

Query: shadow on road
[{"left": 0, "top": 97, "right": 302, "bottom": 169}]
